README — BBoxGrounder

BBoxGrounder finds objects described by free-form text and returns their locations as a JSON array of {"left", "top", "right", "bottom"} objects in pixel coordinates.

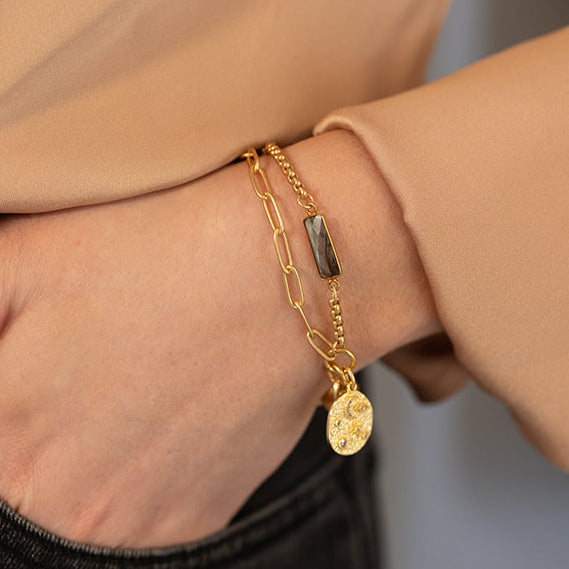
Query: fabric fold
[{"left": 313, "top": 26, "right": 569, "bottom": 469}]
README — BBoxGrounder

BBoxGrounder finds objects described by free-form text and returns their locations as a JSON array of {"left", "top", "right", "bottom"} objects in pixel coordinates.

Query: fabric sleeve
[{"left": 313, "top": 26, "right": 569, "bottom": 469}]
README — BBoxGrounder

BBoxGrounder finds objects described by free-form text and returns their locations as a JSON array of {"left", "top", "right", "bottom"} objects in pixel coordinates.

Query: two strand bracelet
[{"left": 241, "top": 142, "right": 373, "bottom": 456}]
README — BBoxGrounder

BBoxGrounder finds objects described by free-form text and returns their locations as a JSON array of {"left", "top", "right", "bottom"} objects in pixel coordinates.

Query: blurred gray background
[{"left": 368, "top": 1, "right": 569, "bottom": 568}]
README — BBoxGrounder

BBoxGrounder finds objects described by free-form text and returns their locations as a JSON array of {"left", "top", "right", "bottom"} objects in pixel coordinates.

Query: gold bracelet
[{"left": 240, "top": 143, "right": 373, "bottom": 456}]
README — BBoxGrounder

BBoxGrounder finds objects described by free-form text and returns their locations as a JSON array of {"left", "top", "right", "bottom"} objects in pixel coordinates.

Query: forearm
[
  {"left": 261, "top": 129, "right": 443, "bottom": 370},
  {"left": 0, "top": 128, "right": 443, "bottom": 547}
]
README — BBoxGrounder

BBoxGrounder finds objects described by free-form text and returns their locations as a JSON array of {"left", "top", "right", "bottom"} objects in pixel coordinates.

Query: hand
[{"left": 0, "top": 130, "right": 445, "bottom": 548}]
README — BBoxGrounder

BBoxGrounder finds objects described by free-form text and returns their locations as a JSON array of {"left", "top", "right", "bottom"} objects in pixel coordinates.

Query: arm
[
  {"left": 0, "top": 129, "right": 437, "bottom": 548},
  {"left": 2, "top": 17, "right": 567, "bottom": 550},
  {"left": 313, "top": 26, "right": 569, "bottom": 469}
]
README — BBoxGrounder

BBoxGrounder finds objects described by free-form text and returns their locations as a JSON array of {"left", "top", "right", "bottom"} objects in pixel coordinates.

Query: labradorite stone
[{"left": 303, "top": 214, "right": 341, "bottom": 279}]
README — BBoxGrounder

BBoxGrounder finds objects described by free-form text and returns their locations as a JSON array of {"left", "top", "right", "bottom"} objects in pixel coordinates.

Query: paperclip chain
[
  {"left": 240, "top": 147, "right": 353, "bottom": 374},
  {"left": 263, "top": 142, "right": 346, "bottom": 352}
]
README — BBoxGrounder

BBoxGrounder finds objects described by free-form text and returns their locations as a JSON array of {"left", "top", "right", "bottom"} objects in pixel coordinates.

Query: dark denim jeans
[{"left": 0, "top": 374, "right": 381, "bottom": 568}]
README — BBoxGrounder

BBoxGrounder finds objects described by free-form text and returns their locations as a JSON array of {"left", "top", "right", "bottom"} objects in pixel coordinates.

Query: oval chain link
[
  {"left": 282, "top": 265, "right": 305, "bottom": 309},
  {"left": 272, "top": 228, "right": 293, "bottom": 275},
  {"left": 262, "top": 193, "right": 285, "bottom": 233}
]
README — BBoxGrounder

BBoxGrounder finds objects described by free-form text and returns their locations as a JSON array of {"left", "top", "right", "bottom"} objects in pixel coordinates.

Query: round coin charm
[{"left": 326, "top": 389, "right": 373, "bottom": 455}]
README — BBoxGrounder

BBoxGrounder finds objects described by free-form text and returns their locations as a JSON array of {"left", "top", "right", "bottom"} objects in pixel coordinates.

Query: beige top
[{"left": 1, "top": 2, "right": 568, "bottom": 468}]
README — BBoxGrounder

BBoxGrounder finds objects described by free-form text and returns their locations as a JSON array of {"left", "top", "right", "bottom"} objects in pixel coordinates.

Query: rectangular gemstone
[{"left": 303, "top": 214, "right": 341, "bottom": 279}]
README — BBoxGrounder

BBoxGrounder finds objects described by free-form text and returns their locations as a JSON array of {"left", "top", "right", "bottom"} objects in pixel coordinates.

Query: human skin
[{"left": 0, "top": 129, "right": 454, "bottom": 548}]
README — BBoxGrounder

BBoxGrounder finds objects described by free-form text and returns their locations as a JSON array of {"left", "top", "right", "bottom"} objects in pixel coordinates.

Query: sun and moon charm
[{"left": 325, "top": 386, "right": 373, "bottom": 456}]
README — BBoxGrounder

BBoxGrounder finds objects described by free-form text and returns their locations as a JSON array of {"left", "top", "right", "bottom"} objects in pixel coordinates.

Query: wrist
[{"left": 262, "top": 129, "right": 442, "bottom": 369}]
